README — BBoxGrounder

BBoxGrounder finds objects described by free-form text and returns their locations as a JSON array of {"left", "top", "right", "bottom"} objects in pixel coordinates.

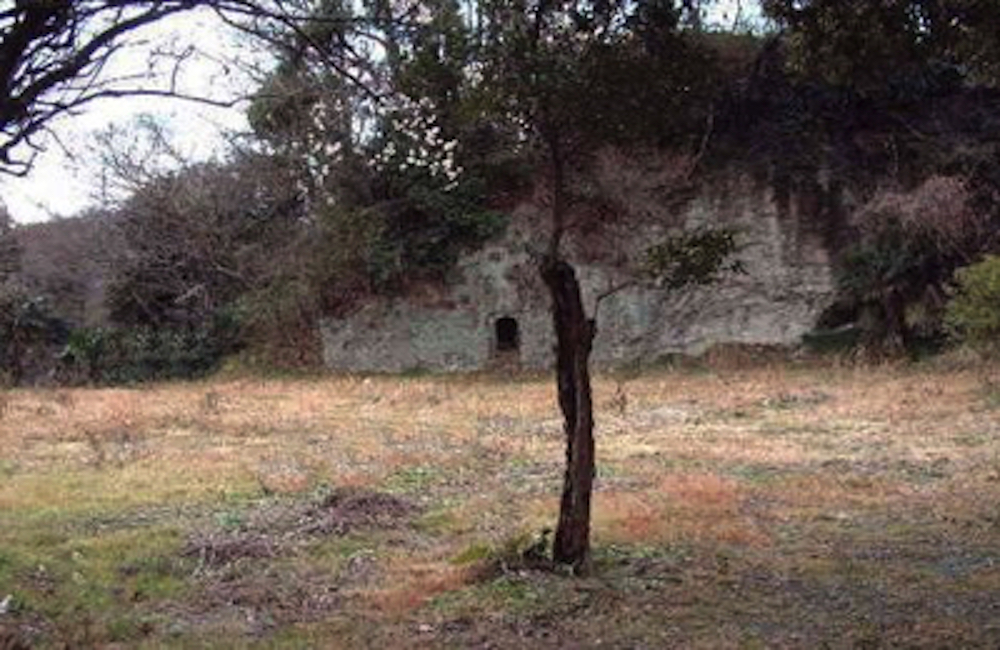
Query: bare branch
[
  {"left": 0, "top": 0, "right": 423, "bottom": 174},
  {"left": 210, "top": 2, "right": 385, "bottom": 102},
  {"left": 0, "top": 1, "right": 213, "bottom": 171},
  {"left": 592, "top": 278, "right": 637, "bottom": 321},
  {"left": 686, "top": 101, "right": 715, "bottom": 180}
]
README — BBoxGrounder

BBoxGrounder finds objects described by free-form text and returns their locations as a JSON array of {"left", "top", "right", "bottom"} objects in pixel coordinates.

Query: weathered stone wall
[{"left": 319, "top": 169, "right": 835, "bottom": 372}]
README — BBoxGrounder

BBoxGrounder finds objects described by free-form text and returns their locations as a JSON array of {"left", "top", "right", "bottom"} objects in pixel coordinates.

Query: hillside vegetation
[{"left": 4, "top": 1, "right": 1000, "bottom": 382}]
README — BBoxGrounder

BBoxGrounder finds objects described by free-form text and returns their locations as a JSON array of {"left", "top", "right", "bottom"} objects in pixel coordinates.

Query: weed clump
[{"left": 183, "top": 488, "right": 419, "bottom": 569}]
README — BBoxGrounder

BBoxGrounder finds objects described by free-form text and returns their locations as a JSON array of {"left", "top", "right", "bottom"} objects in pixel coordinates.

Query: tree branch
[{"left": 592, "top": 278, "right": 637, "bottom": 321}]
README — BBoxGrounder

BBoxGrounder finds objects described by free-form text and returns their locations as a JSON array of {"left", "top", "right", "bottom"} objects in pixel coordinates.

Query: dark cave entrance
[{"left": 495, "top": 316, "right": 520, "bottom": 354}]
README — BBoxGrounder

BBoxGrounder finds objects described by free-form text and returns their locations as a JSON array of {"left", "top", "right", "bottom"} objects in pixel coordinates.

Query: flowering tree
[{"left": 244, "top": 0, "right": 504, "bottom": 302}]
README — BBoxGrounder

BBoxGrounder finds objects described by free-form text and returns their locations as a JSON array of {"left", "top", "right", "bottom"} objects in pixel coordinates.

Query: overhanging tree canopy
[
  {"left": 0, "top": 1, "right": 224, "bottom": 174},
  {"left": 762, "top": 0, "right": 1000, "bottom": 92},
  {"left": 0, "top": 0, "right": 376, "bottom": 175}
]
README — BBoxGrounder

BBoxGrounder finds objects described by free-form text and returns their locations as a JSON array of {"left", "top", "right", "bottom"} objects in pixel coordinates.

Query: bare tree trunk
[
  {"left": 542, "top": 256, "right": 596, "bottom": 572},
  {"left": 883, "top": 289, "right": 911, "bottom": 354},
  {"left": 538, "top": 124, "right": 596, "bottom": 571}
]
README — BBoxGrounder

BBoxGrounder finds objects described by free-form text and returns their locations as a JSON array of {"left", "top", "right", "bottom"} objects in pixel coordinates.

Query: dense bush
[
  {"left": 105, "top": 155, "right": 302, "bottom": 329},
  {"left": 946, "top": 255, "right": 1000, "bottom": 350},
  {"left": 360, "top": 179, "right": 508, "bottom": 292},
  {"left": 0, "top": 291, "right": 68, "bottom": 385},
  {"left": 60, "top": 314, "right": 241, "bottom": 385},
  {"left": 830, "top": 176, "right": 985, "bottom": 355}
]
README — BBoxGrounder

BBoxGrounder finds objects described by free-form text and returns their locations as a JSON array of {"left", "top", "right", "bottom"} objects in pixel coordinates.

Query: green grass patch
[
  {"left": 0, "top": 464, "right": 260, "bottom": 515},
  {"left": 429, "top": 573, "right": 545, "bottom": 617},
  {"left": 725, "top": 463, "right": 789, "bottom": 484},
  {"left": 451, "top": 541, "right": 493, "bottom": 565},
  {"left": 952, "top": 432, "right": 990, "bottom": 447},
  {"left": 306, "top": 532, "right": 379, "bottom": 562},
  {"left": 383, "top": 465, "right": 443, "bottom": 494},
  {"left": 414, "top": 507, "right": 464, "bottom": 536},
  {"left": 0, "top": 520, "right": 191, "bottom": 647}
]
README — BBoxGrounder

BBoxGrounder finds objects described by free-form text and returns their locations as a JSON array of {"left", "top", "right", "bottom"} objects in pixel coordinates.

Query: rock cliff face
[{"left": 319, "top": 169, "right": 835, "bottom": 372}]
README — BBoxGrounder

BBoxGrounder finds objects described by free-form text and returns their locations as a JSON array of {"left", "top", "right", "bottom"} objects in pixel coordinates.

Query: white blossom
[{"left": 366, "top": 95, "right": 465, "bottom": 190}]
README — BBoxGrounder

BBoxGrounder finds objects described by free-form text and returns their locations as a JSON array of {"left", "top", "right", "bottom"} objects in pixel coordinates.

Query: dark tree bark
[
  {"left": 882, "top": 288, "right": 911, "bottom": 354},
  {"left": 537, "top": 126, "right": 598, "bottom": 571},
  {"left": 542, "top": 256, "right": 596, "bottom": 571}
]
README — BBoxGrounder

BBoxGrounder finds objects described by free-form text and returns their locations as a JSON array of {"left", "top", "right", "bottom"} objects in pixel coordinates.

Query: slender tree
[
  {"left": 473, "top": 0, "right": 741, "bottom": 570},
  {"left": 242, "top": 0, "right": 741, "bottom": 571}
]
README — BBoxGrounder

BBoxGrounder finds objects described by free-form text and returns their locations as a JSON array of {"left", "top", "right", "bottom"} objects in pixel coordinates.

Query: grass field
[{"left": 3, "top": 361, "right": 1000, "bottom": 648}]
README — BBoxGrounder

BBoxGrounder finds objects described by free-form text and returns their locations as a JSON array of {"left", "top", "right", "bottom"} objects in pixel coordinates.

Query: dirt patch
[
  {"left": 176, "top": 564, "right": 344, "bottom": 636},
  {"left": 183, "top": 532, "right": 282, "bottom": 568},
  {"left": 301, "top": 488, "right": 417, "bottom": 535},
  {"left": 182, "top": 488, "right": 419, "bottom": 568},
  {"left": 168, "top": 488, "right": 420, "bottom": 638},
  {"left": 1, "top": 617, "right": 44, "bottom": 650}
]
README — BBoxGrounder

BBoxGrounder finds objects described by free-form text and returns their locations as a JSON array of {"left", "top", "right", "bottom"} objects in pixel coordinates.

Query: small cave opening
[{"left": 495, "top": 316, "right": 520, "bottom": 354}]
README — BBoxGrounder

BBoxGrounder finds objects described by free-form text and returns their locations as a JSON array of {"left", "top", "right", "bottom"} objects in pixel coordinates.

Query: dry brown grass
[{"left": 3, "top": 363, "right": 1000, "bottom": 647}]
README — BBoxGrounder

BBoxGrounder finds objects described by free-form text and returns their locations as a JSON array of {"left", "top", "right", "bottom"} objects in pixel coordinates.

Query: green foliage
[
  {"left": 372, "top": 185, "right": 507, "bottom": 288},
  {"left": 451, "top": 528, "right": 553, "bottom": 570},
  {"left": 244, "top": 0, "right": 510, "bottom": 309},
  {"left": 235, "top": 274, "right": 323, "bottom": 368},
  {"left": 576, "top": 24, "right": 722, "bottom": 148},
  {"left": 239, "top": 0, "right": 743, "bottom": 332},
  {"left": 93, "top": 153, "right": 308, "bottom": 372},
  {"left": 834, "top": 228, "right": 933, "bottom": 354},
  {"left": 838, "top": 218, "right": 940, "bottom": 304},
  {"left": 105, "top": 155, "right": 302, "bottom": 330},
  {"left": 946, "top": 255, "right": 1000, "bottom": 349},
  {"left": 60, "top": 315, "right": 241, "bottom": 385},
  {"left": 820, "top": 176, "right": 989, "bottom": 355},
  {"left": 476, "top": 0, "right": 724, "bottom": 153},
  {"left": 390, "top": 0, "right": 472, "bottom": 106},
  {"left": 247, "top": 71, "right": 324, "bottom": 142},
  {"left": 643, "top": 228, "right": 744, "bottom": 289},
  {"left": 761, "top": 0, "right": 998, "bottom": 94},
  {"left": 307, "top": 191, "right": 507, "bottom": 306},
  {"left": 0, "top": 290, "right": 67, "bottom": 385}
]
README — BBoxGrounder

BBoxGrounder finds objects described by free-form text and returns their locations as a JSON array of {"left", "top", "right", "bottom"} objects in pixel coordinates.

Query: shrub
[
  {"left": 832, "top": 176, "right": 984, "bottom": 355},
  {"left": 60, "top": 314, "right": 241, "bottom": 385},
  {"left": 946, "top": 255, "right": 1000, "bottom": 350},
  {"left": 0, "top": 290, "right": 68, "bottom": 385}
]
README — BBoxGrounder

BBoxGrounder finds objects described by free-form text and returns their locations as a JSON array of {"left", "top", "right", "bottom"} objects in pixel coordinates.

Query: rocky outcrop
[{"left": 319, "top": 170, "right": 835, "bottom": 372}]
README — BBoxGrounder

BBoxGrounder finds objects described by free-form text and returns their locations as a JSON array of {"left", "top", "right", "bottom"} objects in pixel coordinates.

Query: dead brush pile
[{"left": 183, "top": 487, "right": 420, "bottom": 568}]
